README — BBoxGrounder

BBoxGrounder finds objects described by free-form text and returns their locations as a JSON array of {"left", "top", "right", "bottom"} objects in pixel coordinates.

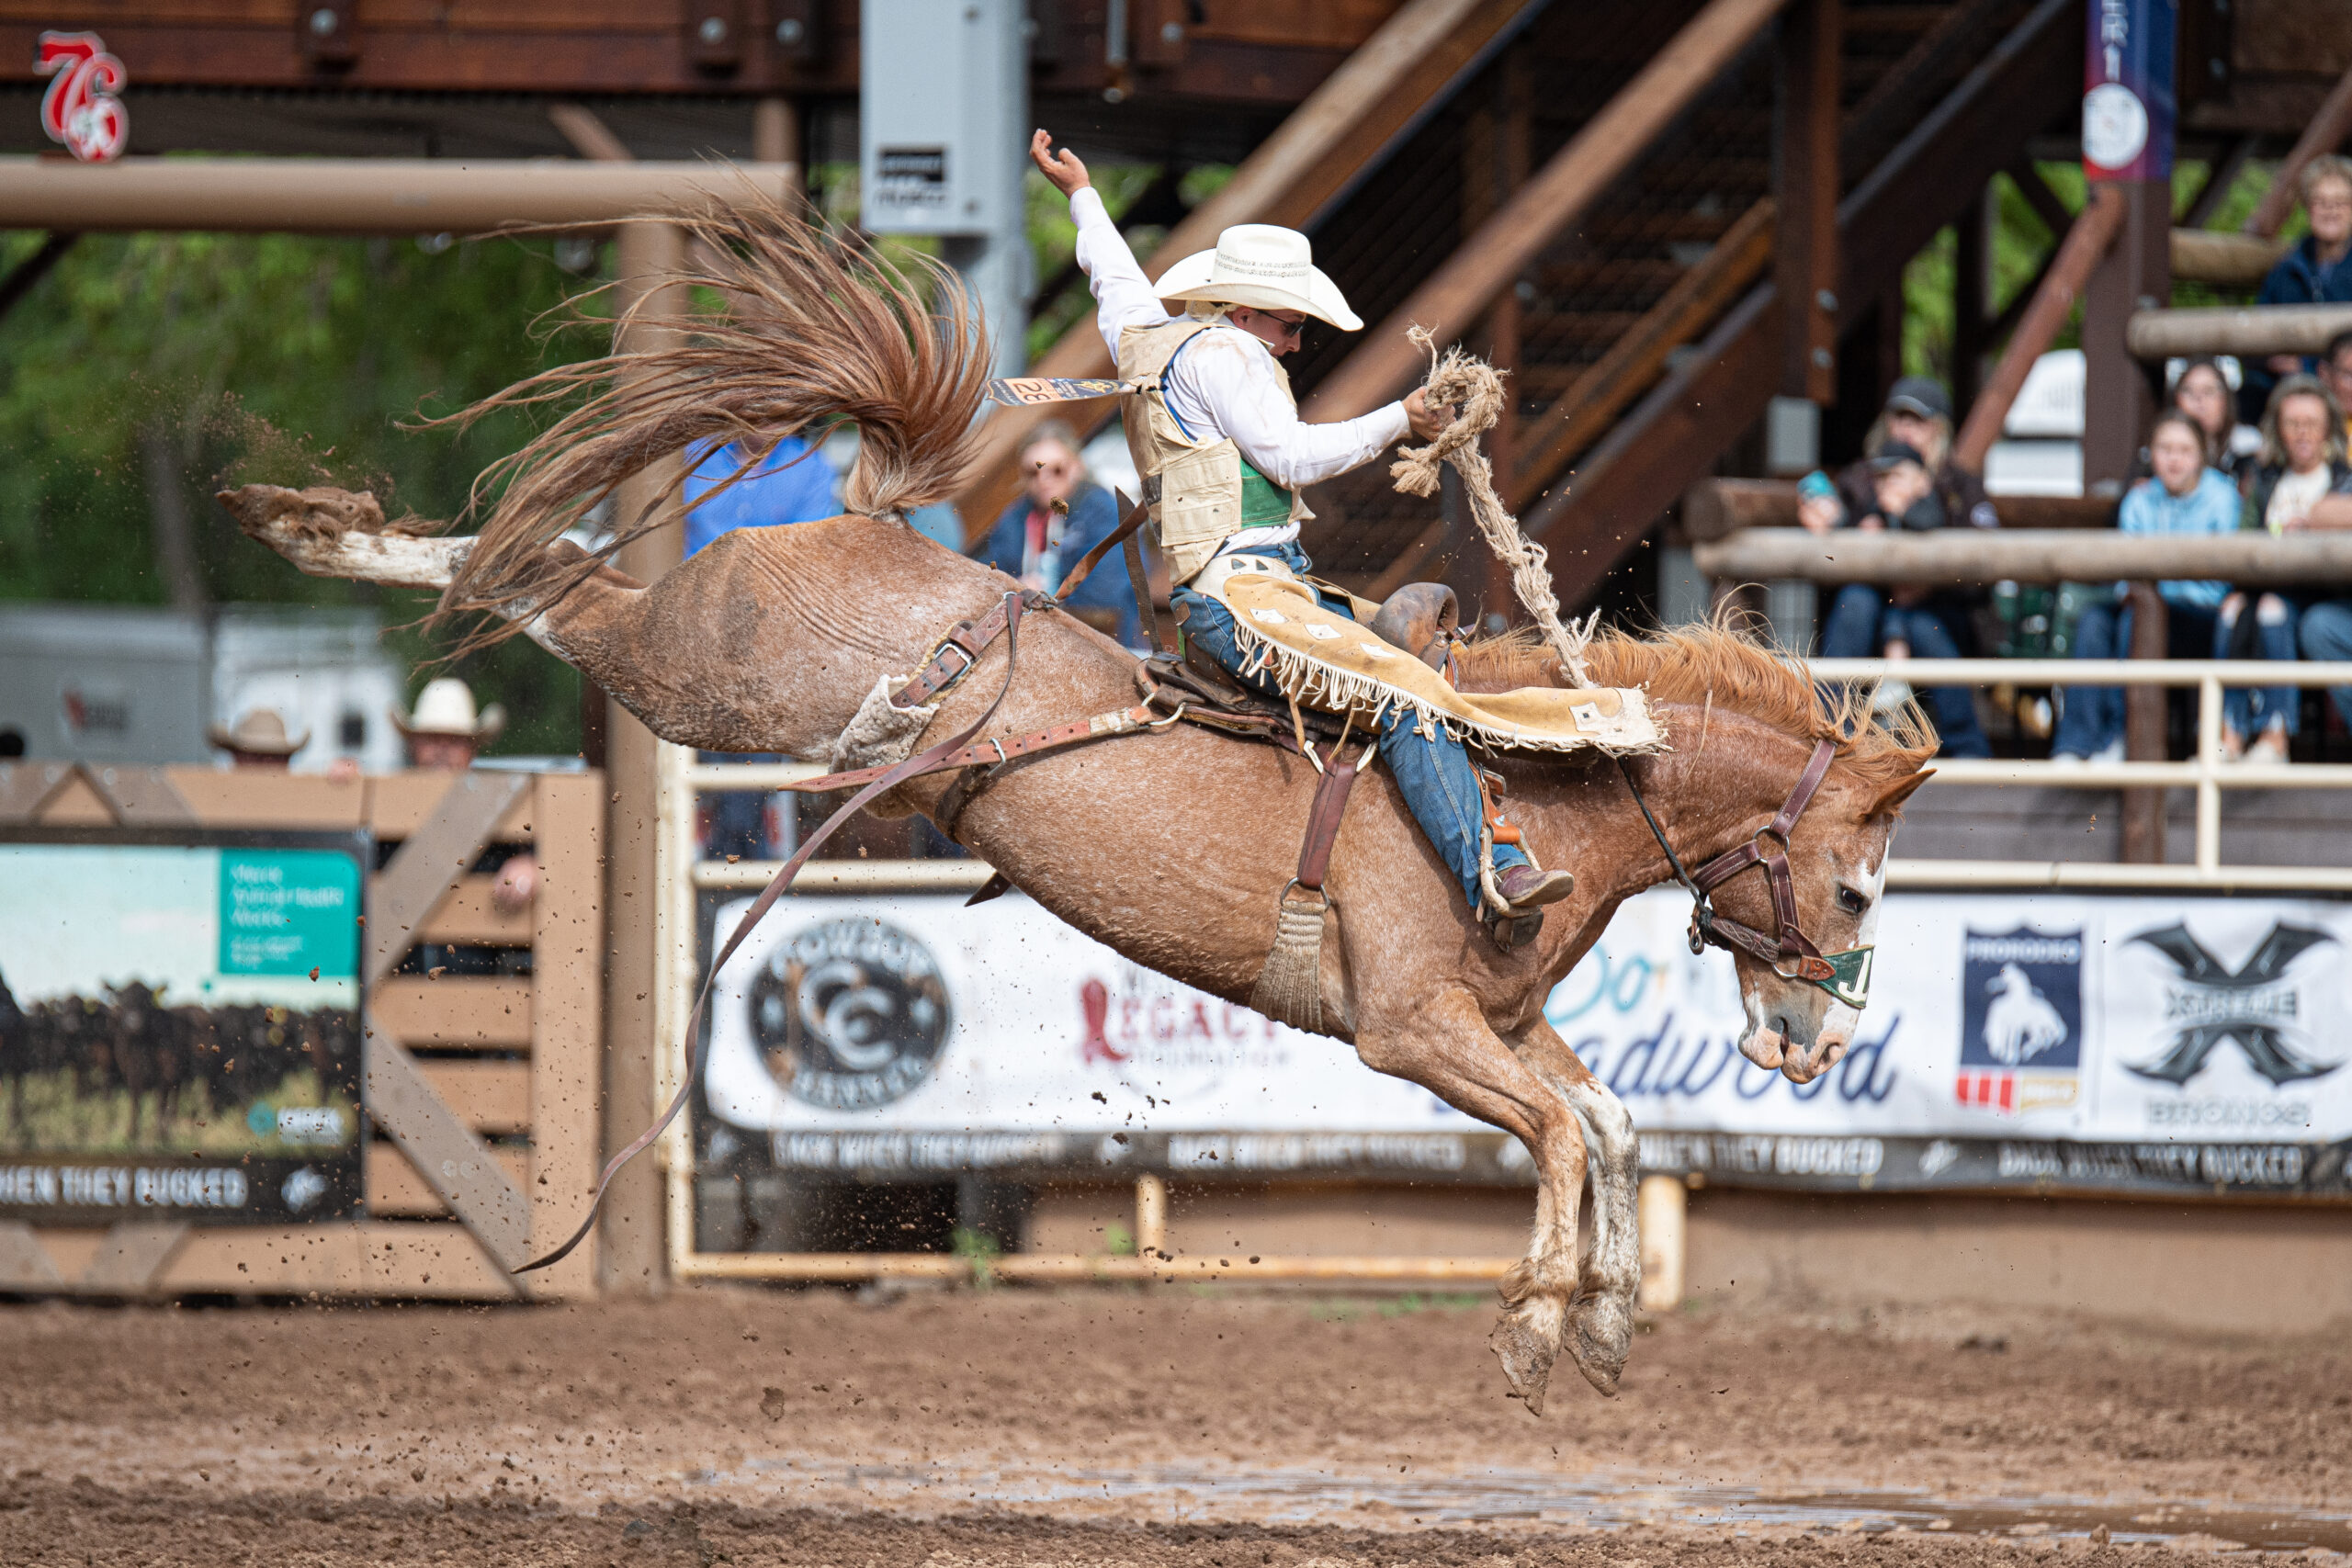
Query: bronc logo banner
[
  {"left": 2127, "top": 921, "right": 2340, "bottom": 1089},
  {"left": 1957, "top": 926, "right": 2082, "bottom": 1114}
]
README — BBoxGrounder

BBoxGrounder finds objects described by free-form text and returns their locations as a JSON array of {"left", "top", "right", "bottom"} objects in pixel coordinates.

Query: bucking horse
[{"left": 218, "top": 189, "right": 1935, "bottom": 1414}]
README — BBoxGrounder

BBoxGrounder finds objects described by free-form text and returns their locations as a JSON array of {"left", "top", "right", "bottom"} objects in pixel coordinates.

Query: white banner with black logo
[{"left": 697, "top": 886, "right": 2352, "bottom": 1197}]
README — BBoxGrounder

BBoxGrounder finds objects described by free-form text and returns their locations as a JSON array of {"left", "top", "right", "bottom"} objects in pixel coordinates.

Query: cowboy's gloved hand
[
  {"left": 1404, "top": 388, "right": 1448, "bottom": 442},
  {"left": 1030, "top": 130, "right": 1091, "bottom": 197}
]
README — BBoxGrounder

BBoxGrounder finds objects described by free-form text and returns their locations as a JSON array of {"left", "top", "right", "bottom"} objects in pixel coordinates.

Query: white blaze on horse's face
[{"left": 1734, "top": 840, "right": 1891, "bottom": 1085}]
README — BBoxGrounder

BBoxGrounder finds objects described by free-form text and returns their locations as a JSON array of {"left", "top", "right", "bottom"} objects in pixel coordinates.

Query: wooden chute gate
[{"left": 0, "top": 764, "right": 605, "bottom": 1300}]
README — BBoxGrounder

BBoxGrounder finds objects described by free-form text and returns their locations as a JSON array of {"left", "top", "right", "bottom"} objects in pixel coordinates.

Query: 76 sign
[{"left": 36, "top": 31, "right": 129, "bottom": 163}]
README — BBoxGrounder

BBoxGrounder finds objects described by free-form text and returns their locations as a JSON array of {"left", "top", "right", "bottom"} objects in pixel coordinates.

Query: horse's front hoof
[
  {"left": 1488, "top": 1296, "right": 1565, "bottom": 1416},
  {"left": 1566, "top": 1290, "right": 1633, "bottom": 1396}
]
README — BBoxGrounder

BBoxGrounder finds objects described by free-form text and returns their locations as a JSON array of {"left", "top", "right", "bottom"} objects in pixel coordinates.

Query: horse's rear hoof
[
  {"left": 1567, "top": 1291, "right": 1633, "bottom": 1396},
  {"left": 1488, "top": 1299, "right": 1564, "bottom": 1416}
]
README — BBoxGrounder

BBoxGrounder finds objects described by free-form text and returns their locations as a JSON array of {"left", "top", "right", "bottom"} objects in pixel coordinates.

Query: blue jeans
[
  {"left": 1820, "top": 584, "right": 1989, "bottom": 757},
  {"left": 2217, "top": 594, "right": 2300, "bottom": 738},
  {"left": 2299, "top": 597, "right": 2352, "bottom": 729},
  {"left": 2051, "top": 599, "right": 2232, "bottom": 757},
  {"left": 1172, "top": 543, "right": 1529, "bottom": 910}
]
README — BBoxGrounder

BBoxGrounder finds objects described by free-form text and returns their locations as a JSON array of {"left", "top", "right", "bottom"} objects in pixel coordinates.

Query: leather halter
[{"left": 1617, "top": 739, "right": 1865, "bottom": 996}]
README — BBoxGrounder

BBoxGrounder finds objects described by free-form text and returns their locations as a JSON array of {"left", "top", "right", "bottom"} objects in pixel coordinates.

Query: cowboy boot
[{"left": 1498, "top": 864, "right": 1576, "bottom": 910}]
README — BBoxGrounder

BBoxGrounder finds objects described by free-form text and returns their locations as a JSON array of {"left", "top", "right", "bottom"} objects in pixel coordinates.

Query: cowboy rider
[{"left": 1031, "top": 130, "right": 1577, "bottom": 944}]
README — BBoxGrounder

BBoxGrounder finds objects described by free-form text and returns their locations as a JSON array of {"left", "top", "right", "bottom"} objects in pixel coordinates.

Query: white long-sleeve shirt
[{"left": 1073, "top": 187, "right": 1408, "bottom": 516}]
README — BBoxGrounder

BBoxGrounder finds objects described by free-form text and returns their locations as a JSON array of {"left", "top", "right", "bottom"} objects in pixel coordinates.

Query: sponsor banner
[
  {"left": 0, "top": 832, "right": 367, "bottom": 1225},
  {"left": 696, "top": 886, "right": 2352, "bottom": 1195}
]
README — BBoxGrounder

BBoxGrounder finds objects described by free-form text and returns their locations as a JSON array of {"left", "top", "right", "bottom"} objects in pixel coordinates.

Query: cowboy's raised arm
[{"left": 1031, "top": 130, "right": 1170, "bottom": 355}]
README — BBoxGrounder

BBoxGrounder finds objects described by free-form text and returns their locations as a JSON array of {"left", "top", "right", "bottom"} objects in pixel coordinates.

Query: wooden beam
[
  {"left": 0, "top": 158, "right": 798, "bottom": 235},
  {"left": 2170, "top": 228, "right": 2290, "bottom": 286},
  {"left": 1529, "top": 0, "right": 2081, "bottom": 598},
  {"left": 1776, "top": 0, "right": 1839, "bottom": 400},
  {"left": 1690, "top": 526, "right": 2352, "bottom": 585},
  {"left": 1679, "top": 478, "right": 2114, "bottom": 538},
  {"left": 1951, "top": 182, "right": 2126, "bottom": 473},
  {"left": 548, "top": 101, "right": 633, "bottom": 163},
  {"left": 2125, "top": 300, "right": 2352, "bottom": 357},
  {"left": 2083, "top": 180, "right": 2173, "bottom": 489},
  {"left": 0, "top": 231, "right": 77, "bottom": 323},
  {"left": 1302, "top": 0, "right": 1796, "bottom": 425},
  {"left": 2245, "top": 60, "right": 2352, "bottom": 239},
  {"left": 365, "top": 770, "right": 534, "bottom": 987},
  {"left": 1506, "top": 197, "right": 1775, "bottom": 511},
  {"left": 951, "top": 0, "right": 1541, "bottom": 537},
  {"left": 363, "top": 1011, "right": 532, "bottom": 1281}
]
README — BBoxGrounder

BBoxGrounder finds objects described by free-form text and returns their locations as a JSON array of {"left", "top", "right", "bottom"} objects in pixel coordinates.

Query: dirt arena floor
[{"left": 2, "top": 1285, "right": 2347, "bottom": 1566}]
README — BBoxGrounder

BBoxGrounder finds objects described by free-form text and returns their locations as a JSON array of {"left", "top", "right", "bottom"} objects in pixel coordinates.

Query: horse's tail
[{"left": 434, "top": 175, "right": 991, "bottom": 643}]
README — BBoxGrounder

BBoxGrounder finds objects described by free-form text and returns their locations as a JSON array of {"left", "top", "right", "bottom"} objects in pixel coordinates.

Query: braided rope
[{"left": 1388, "top": 324, "right": 1597, "bottom": 689}]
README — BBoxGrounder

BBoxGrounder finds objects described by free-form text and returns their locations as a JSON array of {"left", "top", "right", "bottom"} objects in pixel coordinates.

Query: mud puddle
[{"left": 699, "top": 1456, "right": 2352, "bottom": 1550}]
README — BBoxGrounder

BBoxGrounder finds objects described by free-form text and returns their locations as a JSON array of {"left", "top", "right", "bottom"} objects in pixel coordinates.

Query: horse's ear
[{"left": 1860, "top": 768, "right": 1934, "bottom": 821}]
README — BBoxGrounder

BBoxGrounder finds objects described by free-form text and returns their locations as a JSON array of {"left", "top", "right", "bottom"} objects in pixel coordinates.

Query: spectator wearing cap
[
  {"left": 974, "top": 421, "right": 1143, "bottom": 646},
  {"left": 2243, "top": 155, "right": 2352, "bottom": 424},
  {"left": 209, "top": 708, "right": 307, "bottom": 771},
  {"left": 1799, "top": 377, "right": 1996, "bottom": 758},
  {"left": 2052, "top": 411, "right": 2240, "bottom": 763}
]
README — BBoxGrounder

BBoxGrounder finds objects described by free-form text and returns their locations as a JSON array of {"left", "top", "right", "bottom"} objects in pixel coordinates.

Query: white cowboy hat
[
  {"left": 390, "top": 677, "right": 505, "bottom": 741},
  {"left": 1155, "top": 224, "right": 1363, "bottom": 332},
  {"left": 208, "top": 707, "right": 309, "bottom": 757}
]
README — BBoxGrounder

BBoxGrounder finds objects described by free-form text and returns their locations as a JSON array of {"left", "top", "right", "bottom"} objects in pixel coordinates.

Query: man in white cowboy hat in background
[
  {"left": 1030, "top": 130, "right": 1577, "bottom": 945},
  {"left": 393, "top": 677, "right": 536, "bottom": 912},
  {"left": 392, "top": 676, "right": 504, "bottom": 772},
  {"left": 209, "top": 707, "right": 308, "bottom": 771}
]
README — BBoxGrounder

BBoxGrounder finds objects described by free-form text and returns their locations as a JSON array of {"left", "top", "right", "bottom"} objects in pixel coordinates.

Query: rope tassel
[{"left": 1389, "top": 326, "right": 1598, "bottom": 689}]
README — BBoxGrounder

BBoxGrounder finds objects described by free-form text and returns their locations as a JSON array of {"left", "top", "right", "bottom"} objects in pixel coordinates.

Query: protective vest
[{"left": 1116, "top": 319, "right": 1310, "bottom": 585}]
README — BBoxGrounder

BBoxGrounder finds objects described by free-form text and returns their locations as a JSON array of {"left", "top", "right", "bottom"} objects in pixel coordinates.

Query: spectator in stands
[
  {"left": 975, "top": 421, "right": 1143, "bottom": 645},
  {"left": 2243, "top": 155, "right": 2352, "bottom": 423},
  {"left": 2051, "top": 412, "right": 2237, "bottom": 763},
  {"left": 2169, "top": 358, "right": 2251, "bottom": 485},
  {"left": 682, "top": 434, "right": 841, "bottom": 557},
  {"left": 2319, "top": 330, "right": 2352, "bottom": 449},
  {"left": 208, "top": 707, "right": 306, "bottom": 771},
  {"left": 1800, "top": 377, "right": 1996, "bottom": 758},
  {"left": 393, "top": 678, "right": 537, "bottom": 911},
  {"left": 2220, "top": 377, "right": 2352, "bottom": 760}
]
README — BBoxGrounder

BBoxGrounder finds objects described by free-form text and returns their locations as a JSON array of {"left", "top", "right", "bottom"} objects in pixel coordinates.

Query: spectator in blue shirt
[
  {"left": 2052, "top": 412, "right": 2240, "bottom": 761},
  {"left": 682, "top": 434, "right": 842, "bottom": 860},
  {"left": 682, "top": 434, "right": 840, "bottom": 557},
  {"left": 975, "top": 421, "right": 1143, "bottom": 646},
  {"left": 2241, "top": 156, "right": 2352, "bottom": 423}
]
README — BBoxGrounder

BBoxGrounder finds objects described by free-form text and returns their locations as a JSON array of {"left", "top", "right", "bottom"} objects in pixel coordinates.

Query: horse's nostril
[{"left": 1772, "top": 1016, "right": 1791, "bottom": 1039}]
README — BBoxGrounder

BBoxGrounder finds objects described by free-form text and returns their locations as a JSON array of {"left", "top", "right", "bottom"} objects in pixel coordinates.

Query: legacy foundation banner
[{"left": 695, "top": 886, "right": 2352, "bottom": 1199}]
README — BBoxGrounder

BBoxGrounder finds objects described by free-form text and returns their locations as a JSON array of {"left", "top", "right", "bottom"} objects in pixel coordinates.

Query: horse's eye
[{"left": 1837, "top": 886, "right": 1868, "bottom": 915}]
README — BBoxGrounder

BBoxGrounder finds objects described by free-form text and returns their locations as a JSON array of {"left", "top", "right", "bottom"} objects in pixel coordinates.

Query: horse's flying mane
[{"left": 1456, "top": 619, "right": 1939, "bottom": 792}]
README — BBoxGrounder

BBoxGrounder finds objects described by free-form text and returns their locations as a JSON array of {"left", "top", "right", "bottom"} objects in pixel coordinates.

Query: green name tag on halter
[{"left": 1807, "top": 946, "right": 1874, "bottom": 1010}]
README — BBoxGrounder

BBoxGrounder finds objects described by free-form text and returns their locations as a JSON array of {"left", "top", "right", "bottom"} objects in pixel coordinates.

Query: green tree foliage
[{"left": 0, "top": 228, "right": 605, "bottom": 755}]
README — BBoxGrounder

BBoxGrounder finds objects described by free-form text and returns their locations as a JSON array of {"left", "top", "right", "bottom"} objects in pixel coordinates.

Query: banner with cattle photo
[
  {"left": 0, "top": 831, "right": 367, "bottom": 1225},
  {"left": 685, "top": 886, "right": 2351, "bottom": 1221}
]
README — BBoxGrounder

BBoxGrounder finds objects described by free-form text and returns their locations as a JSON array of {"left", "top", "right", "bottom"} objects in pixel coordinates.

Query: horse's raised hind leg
[
  {"left": 1352, "top": 984, "right": 1588, "bottom": 1415},
  {"left": 1503, "top": 1017, "right": 1642, "bottom": 1396}
]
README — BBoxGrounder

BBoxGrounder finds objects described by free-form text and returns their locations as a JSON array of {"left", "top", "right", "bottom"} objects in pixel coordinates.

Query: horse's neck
[{"left": 1563, "top": 706, "right": 1826, "bottom": 907}]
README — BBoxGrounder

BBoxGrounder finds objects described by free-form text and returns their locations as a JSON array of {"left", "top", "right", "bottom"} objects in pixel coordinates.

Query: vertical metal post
[
  {"left": 2196, "top": 671, "right": 2222, "bottom": 874},
  {"left": 1635, "top": 1173, "right": 1687, "bottom": 1312},
  {"left": 654, "top": 740, "right": 701, "bottom": 1281},
  {"left": 1135, "top": 1172, "right": 1168, "bottom": 1260},
  {"left": 2122, "top": 581, "right": 2168, "bottom": 864},
  {"left": 600, "top": 218, "right": 686, "bottom": 1294}
]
